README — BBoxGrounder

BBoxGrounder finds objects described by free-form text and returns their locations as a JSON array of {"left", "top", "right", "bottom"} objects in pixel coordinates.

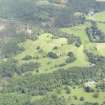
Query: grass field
[
  {"left": 97, "top": 22, "right": 105, "bottom": 33},
  {"left": 15, "top": 32, "right": 90, "bottom": 74},
  {"left": 60, "top": 22, "right": 91, "bottom": 44},
  {"left": 87, "top": 11, "right": 105, "bottom": 22},
  {"left": 47, "top": 85, "right": 105, "bottom": 105},
  {"left": 1, "top": 10, "right": 105, "bottom": 105},
  {"left": 96, "top": 43, "right": 105, "bottom": 56},
  {"left": 20, "top": 11, "right": 105, "bottom": 104},
  {"left": 13, "top": 16, "right": 105, "bottom": 74}
]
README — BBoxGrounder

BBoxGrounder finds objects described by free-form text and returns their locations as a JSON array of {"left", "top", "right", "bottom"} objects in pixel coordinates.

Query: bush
[
  {"left": 73, "top": 96, "right": 78, "bottom": 100},
  {"left": 65, "top": 56, "right": 76, "bottom": 63},
  {"left": 84, "top": 50, "right": 104, "bottom": 64},
  {"left": 93, "top": 93, "right": 99, "bottom": 98},
  {"left": 19, "top": 62, "right": 40, "bottom": 74},
  {"left": 67, "top": 35, "right": 81, "bottom": 47},
  {"left": 47, "top": 52, "right": 58, "bottom": 59},
  {"left": 1, "top": 41, "right": 24, "bottom": 58},
  {"left": 64, "top": 86, "right": 71, "bottom": 94},
  {"left": 67, "top": 52, "right": 74, "bottom": 57},
  {"left": 86, "top": 23, "right": 105, "bottom": 43},
  {"left": 36, "top": 46, "right": 40, "bottom": 50},
  {"left": 66, "top": 52, "right": 76, "bottom": 63},
  {"left": 53, "top": 46, "right": 58, "bottom": 50},
  {"left": 22, "top": 55, "right": 33, "bottom": 60},
  {"left": 80, "top": 97, "right": 85, "bottom": 101}
]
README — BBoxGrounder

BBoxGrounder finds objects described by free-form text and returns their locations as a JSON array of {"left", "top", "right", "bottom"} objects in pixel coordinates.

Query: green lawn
[
  {"left": 15, "top": 33, "right": 89, "bottom": 74},
  {"left": 97, "top": 22, "right": 105, "bottom": 33},
  {"left": 96, "top": 43, "right": 105, "bottom": 56},
  {"left": 14, "top": 16, "right": 105, "bottom": 75},
  {"left": 60, "top": 22, "right": 91, "bottom": 44}
]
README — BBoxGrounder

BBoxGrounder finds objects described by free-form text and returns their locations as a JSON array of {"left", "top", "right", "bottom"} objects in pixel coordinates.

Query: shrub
[
  {"left": 64, "top": 86, "right": 71, "bottom": 94},
  {"left": 80, "top": 96, "right": 85, "bottom": 101},
  {"left": 93, "top": 93, "right": 99, "bottom": 98},
  {"left": 47, "top": 52, "right": 58, "bottom": 59},
  {"left": 73, "top": 96, "right": 78, "bottom": 100},
  {"left": 67, "top": 52, "right": 74, "bottom": 57},
  {"left": 65, "top": 56, "right": 76, "bottom": 63},
  {"left": 22, "top": 55, "right": 33, "bottom": 60},
  {"left": 19, "top": 62, "right": 40, "bottom": 73},
  {"left": 53, "top": 46, "right": 58, "bottom": 50}
]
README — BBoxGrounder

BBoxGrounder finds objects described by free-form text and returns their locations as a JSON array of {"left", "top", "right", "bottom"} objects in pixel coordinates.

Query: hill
[{"left": 1, "top": 0, "right": 105, "bottom": 105}]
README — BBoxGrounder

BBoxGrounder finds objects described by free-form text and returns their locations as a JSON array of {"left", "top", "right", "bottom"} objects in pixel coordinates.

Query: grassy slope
[
  {"left": 87, "top": 11, "right": 105, "bottom": 22},
  {"left": 60, "top": 22, "right": 91, "bottom": 44},
  {"left": 33, "top": 11, "right": 105, "bottom": 104},
  {"left": 86, "top": 11, "right": 105, "bottom": 56},
  {"left": 5, "top": 11, "right": 105, "bottom": 104},
  {"left": 15, "top": 32, "right": 89, "bottom": 74},
  {"left": 15, "top": 13, "right": 105, "bottom": 74}
]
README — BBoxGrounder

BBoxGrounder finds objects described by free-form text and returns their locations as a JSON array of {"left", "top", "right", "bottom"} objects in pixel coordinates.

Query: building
[{"left": 84, "top": 81, "right": 96, "bottom": 92}]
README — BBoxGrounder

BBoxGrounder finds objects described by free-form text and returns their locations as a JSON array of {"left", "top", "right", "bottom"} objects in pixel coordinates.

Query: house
[
  {"left": 88, "top": 10, "right": 94, "bottom": 17},
  {"left": 84, "top": 81, "right": 96, "bottom": 87},
  {"left": 84, "top": 81, "right": 96, "bottom": 92}
]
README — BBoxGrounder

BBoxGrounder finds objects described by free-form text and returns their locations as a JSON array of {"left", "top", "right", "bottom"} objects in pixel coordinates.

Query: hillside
[{"left": 1, "top": 0, "right": 105, "bottom": 105}]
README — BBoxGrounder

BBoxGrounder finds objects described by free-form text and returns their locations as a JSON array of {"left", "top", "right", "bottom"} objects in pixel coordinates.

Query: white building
[{"left": 84, "top": 81, "right": 96, "bottom": 88}]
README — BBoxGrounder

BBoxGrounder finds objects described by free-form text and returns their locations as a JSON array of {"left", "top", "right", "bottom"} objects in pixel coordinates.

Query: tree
[
  {"left": 64, "top": 86, "right": 71, "bottom": 94},
  {"left": 67, "top": 0, "right": 96, "bottom": 13},
  {"left": 1, "top": 41, "right": 24, "bottom": 58},
  {"left": 47, "top": 52, "right": 58, "bottom": 59},
  {"left": 80, "top": 96, "right": 85, "bottom": 101},
  {"left": 0, "top": 59, "right": 18, "bottom": 78},
  {"left": 93, "top": 93, "right": 99, "bottom": 98},
  {"left": 66, "top": 52, "right": 76, "bottom": 63}
]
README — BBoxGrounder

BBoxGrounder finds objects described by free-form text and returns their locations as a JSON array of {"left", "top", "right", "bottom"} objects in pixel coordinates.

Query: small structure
[
  {"left": 84, "top": 81, "right": 96, "bottom": 92},
  {"left": 25, "top": 25, "right": 33, "bottom": 35},
  {"left": 16, "top": 23, "right": 33, "bottom": 37},
  {"left": 90, "top": 63, "right": 96, "bottom": 67},
  {"left": 88, "top": 9, "right": 95, "bottom": 17}
]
